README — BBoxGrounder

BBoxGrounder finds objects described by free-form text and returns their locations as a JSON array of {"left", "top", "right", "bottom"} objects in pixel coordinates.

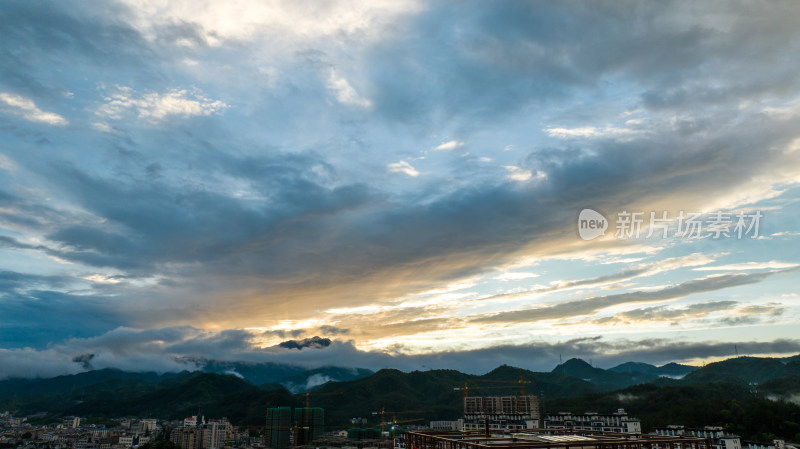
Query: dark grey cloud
[
  {"left": 363, "top": 1, "right": 800, "bottom": 128},
  {"left": 473, "top": 270, "right": 793, "bottom": 324},
  {"left": 566, "top": 300, "right": 784, "bottom": 328},
  {"left": 33, "top": 154, "right": 375, "bottom": 276},
  {"left": 167, "top": 329, "right": 258, "bottom": 355},
  {"left": 262, "top": 329, "right": 306, "bottom": 339},
  {"left": 0, "top": 270, "right": 72, "bottom": 291},
  {"left": 0, "top": 190, "right": 84, "bottom": 232},
  {"left": 546, "top": 267, "right": 651, "bottom": 291},
  {"left": 72, "top": 353, "right": 96, "bottom": 370},
  {"left": 0, "top": 1, "right": 150, "bottom": 101},
  {"left": 614, "top": 301, "right": 737, "bottom": 322},
  {"left": 319, "top": 325, "right": 350, "bottom": 336},
  {"left": 0, "top": 287, "right": 130, "bottom": 348}
]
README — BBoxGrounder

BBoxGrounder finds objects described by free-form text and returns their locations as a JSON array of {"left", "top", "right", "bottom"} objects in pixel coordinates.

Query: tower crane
[
  {"left": 297, "top": 390, "right": 341, "bottom": 446},
  {"left": 372, "top": 409, "right": 430, "bottom": 438},
  {"left": 474, "top": 376, "right": 532, "bottom": 395}
]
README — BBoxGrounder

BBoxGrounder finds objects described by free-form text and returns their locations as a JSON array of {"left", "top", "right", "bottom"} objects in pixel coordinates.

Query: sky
[{"left": 1, "top": 0, "right": 799, "bottom": 378}]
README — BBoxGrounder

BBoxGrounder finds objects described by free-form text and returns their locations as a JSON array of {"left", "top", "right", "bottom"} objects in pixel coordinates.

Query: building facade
[
  {"left": 204, "top": 419, "right": 231, "bottom": 449},
  {"left": 462, "top": 395, "right": 541, "bottom": 431},
  {"left": 171, "top": 427, "right": 203, "bottom": 449},
  {"left": 545, "top": 409, "right": 641, "bottom": 433},
  {"left": 653, "top": 426, "right": 741, "bottom": 449},
  {"left": 294, "top": 408, "right": 324, "bottom": 446},
  {"left": 266, "top": 407, "right": 292, "bottom": 449}
]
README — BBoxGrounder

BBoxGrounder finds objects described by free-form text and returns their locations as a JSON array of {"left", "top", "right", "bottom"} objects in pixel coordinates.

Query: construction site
[{"left": 405, "top": 429, "right": 713, "bottom": 449}]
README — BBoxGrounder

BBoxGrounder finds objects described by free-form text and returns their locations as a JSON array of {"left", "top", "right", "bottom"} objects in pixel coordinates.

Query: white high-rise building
[
  {"left": 184, "top": 416, "right": 202, "bottom": 428},
  {"left": 462, "top": 395, "right": 541, "bottom": 431},
  {"left": 204, "top": 419, "right": 230, "bottom": 449}
]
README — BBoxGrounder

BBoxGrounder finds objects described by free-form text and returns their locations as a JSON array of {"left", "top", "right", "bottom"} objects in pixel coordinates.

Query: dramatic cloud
[{"left": 0, "top": 0, "right": 798, "bottom": 372}]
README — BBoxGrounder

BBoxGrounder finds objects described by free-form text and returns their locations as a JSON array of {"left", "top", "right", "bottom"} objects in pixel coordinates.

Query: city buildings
[
  {"left": 171, "top": 417, "right": 232, "bottom": 449},
  {"left": 544, "top": 409, "right": 642, "bottom": 433},
  {"left": 653, "top": 425, "right": 740, "bottom": 449},
  {"left": 139, "top": 419, "right": 157, "bottom": 433},
  {"left": 1, "top": 415, "right": 161, "bottom": 449}
]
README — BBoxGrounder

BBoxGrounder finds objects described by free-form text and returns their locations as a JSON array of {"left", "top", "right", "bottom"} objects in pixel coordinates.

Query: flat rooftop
[{"left": 406, "top": 429, "right": 712, "bottom": 449}]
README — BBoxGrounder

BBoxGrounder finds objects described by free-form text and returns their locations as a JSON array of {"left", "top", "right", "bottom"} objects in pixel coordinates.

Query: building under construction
[
  {"left": 462, "top": 396, "right": 541, "bottom": 431},
  {"left": 265, "top": 406, "right": 326, "bottom": 449},
  {"left": 406, "top": 429, "right": 713, "bottom": 449},
  {"left": 294, "top": 408, "right": 325, "bottom": 446},
  {"left": 266, "top": 407, "right": 292, "bottom": 449}
]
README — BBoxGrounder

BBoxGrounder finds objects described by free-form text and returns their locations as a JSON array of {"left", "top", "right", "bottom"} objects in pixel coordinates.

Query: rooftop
[{"left": 406, "top": 429, "right": 712, "bottom": 449}]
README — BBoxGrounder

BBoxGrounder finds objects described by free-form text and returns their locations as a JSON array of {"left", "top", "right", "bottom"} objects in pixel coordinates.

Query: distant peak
[
  {"left": 562, "top": 358, "right": 593, "bottom": 368},
  {"left": 566, "top": 358, "right": 591, "bottom": 364}
]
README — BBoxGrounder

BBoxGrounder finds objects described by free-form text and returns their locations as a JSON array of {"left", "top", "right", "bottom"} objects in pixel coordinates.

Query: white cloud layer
[
  {"left": 119, "top": 0, "right": 421, "bottom": 45},
  {"left": 0, "top": 92, "right": 68, "bottom": 126},
  {"left": 434, "top": 140, "right": 465, "bottom": 151},
  {"left": 327, "top": 69, "right": 372, "bottom": 108},
  {"left": 97, "top": 86, "right": 228, "bottom": 123},
  {"left": 387, "top": 160, "right": 420, "bottom": 177}
]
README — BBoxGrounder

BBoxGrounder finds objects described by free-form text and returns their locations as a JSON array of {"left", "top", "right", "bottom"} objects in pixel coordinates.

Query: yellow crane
[
  {"left": 302, "top": 390, "right": 342, "bottom": 409},
  {"left": 387, "top": 417, "right": 425, "bottom": 440},
  {"left": 475, "top": 376, "right": 533, "bottom": 395},
  {"left": 372, "top": 409, "right": 430, "bottom": 438},
  {"left": 296, "top": 390, "right": 341, "bottom": 447},
  {"left": 453, "top": 377, "right": 537, "bottom": 416},
  {"left": 453, "top": 382, "right": 473, "bottom": 397}
]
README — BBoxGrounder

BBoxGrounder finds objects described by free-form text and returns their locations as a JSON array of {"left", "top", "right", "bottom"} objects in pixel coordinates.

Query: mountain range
[{"left": 1, "top": 355, "right": 799, "bottom": 441}]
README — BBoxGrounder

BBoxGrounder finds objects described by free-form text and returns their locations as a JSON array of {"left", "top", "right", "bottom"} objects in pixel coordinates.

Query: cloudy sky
[{"left": 1, "top": 0, "right": 799, "bottom": 378}]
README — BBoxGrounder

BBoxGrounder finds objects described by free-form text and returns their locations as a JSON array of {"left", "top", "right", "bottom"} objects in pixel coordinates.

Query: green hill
[
  {"left": 1, "top": 372, "right": 296, "bottom": 425},
  {"left": 475, "top": 364, "right": 597, "bottom": 398},
  {"left": 548, "top": 381, "right": 800, "bottom": 442},
  {"left": 198, "top": 360, "right": 373, "bottom": 390},
  {"left": 552, "top": 358, "right": 657, "bottom": 390},
  {"left": 309, "top": 368, "right": 473, "bottom": 425},
  {"left": 610, "top": 362, "right": 697, "bottom": 378},
  {"left": 0, "top": 368, "right": 176, "bottom": 400},
  {"left": 682, "top": 357, "right": 800, "bottom": 385}
]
